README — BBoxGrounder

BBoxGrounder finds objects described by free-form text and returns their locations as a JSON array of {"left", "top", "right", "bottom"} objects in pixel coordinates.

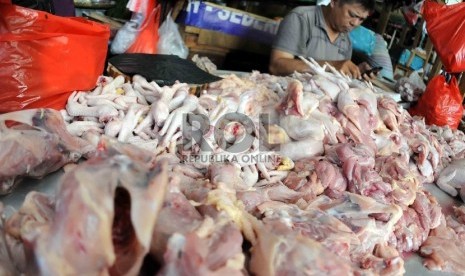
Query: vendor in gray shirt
[{"left": 269, "top": 0, "right": 376, "bottom": 79}]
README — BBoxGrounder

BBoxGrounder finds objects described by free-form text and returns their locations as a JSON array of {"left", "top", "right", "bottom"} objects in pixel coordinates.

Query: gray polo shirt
[{"left": 273, "top": 6, "right": 352, "bottom": 61}]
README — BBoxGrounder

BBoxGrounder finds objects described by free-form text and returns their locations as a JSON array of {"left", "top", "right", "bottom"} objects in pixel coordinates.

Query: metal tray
[{"left": 0, "top": 171, "right": 460, "bottom": 275}]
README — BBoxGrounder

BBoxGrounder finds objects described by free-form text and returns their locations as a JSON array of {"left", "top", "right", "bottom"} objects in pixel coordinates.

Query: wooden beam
[
  {"left": 172, "top": 0, "right": 186, "bottom": 21},
  {"left": 376, "top": 2, "right": 393, "bottom": 35},
  {"left": 411, "top": 18, "right": 424, "bottom": 49},
  {"left": 428, "top": 56, "right": 442, "bottom": 80},
  {"left": 397, "top": 25, "right": 410, "bottom": 47},
  {"left": 459, "top": 73, "right": 465, "bottom": 97}
]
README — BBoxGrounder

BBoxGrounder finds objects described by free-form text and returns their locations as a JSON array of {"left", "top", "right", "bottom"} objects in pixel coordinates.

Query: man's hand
[
  {"left": 358, "top": 62, "right": 379, "bottom": 81},
  {"left": 339, "top": 60, "right": 362, "bottom": 79}
]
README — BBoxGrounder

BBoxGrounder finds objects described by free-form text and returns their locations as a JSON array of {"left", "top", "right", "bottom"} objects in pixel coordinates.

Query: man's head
[{"left": 328, "top": 0, "right": 375, "bottom": 33}]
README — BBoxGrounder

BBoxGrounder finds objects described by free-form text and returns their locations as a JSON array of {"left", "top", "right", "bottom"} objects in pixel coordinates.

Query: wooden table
[{"left": 372, "top": 77, "right": 396, "bottom": 93}]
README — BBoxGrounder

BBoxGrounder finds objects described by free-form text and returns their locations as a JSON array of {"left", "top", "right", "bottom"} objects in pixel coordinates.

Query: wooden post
[
  {"left": 428, "top": 56, "right": 442, "bottom": 80},
  {"left": 376, "top": 2, "right": 393, "bottom": 35},
  {"left": 397, "top": 25, "right": 410, "bottom": 47},
  {"left": 459, "top": 72, "right": 465, "bottom": 97},
  {"left": 411, "top": 18, "right": 424, "bottom": 49},
  {"left": 172, "top": 0, "right": 186, "bottom": 20}
]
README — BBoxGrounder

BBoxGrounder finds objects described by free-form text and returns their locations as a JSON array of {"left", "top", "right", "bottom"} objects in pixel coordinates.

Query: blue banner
[{"left": 177, "top": 1, "right": 279, "bottom": 45}]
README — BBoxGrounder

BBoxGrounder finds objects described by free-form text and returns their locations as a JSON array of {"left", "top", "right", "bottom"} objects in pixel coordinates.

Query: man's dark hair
[{"left": 338, "top": 0, "right": 376, "bottom": 12}]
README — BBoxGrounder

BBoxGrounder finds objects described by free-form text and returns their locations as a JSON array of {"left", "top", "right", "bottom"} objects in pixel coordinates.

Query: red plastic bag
[
  {"left": 402, "top": 6, "right": 419, "bottom": 26},
  {"left": 0, "top": 4, "right": 110, "bottom": 113},
  {"left": 126, "top": 4, "right": 161, "bottom": 54},
  {"left": 409, "top": 75, "right": 463, "bottom": 129},
  {"left": 111, "top": 0, "right": 160, "bottom": 54},
  {"left": 423, "top": 0, "right": 465, "bottom": 72}
]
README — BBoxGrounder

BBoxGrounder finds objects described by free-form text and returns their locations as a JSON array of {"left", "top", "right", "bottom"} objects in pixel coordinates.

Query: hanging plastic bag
[
  {"left": 110, "top": 13, "right": 143, "bottom": 54},
  {"left": 401, "top": 6, "right": 419, "bottom": 26},
  {"left": 401, "top": 0, "right": 424, "bottom": 26},
  {"left": 396, "top": 71, "right": 426, "bottom": 102},
  {"left": 409, "top": 75, "right": 463, "bottom": 129},
  {"left": 126, "top": 5, "right": 160, "bottom": 53},
  {"left": 0, "top": 3, "right": 110, "bottom": 113},
  {"left": 111, "top": 0, "right": 160, "bottom": 54},
  {"left": 413, "top": 1, "right": 425, "bottom": 14},
  {"left": 423, "top": 0, "right": 465, "bottom": 72},
  {"left": 349, "top": 25, "right": 376, "bottom": 56},
  {"left": 157, "top": 11, "right": 189, "bottom": 59}
]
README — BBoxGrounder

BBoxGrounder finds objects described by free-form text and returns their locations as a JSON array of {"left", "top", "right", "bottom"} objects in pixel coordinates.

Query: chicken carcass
[
  {"left": 0, "top": 109, "right": 95, "bottom": 194},
  {"left": 25, "top": 148, "right": 168, "bottom": 275},
  {"left": 158, "top": 214, "right": 245, "bottom": 276},
  {"left": 248, "top": 207, "right": 362, "bottom": 276},
  {"left": 436, "top": 158, "right": 465, "bottom": 201},
  {"left": 150, "top": 175, "right": 203, "bottom": 261},
  {"left": 420, "top": 207, "right": 465, "bottom": 274}
]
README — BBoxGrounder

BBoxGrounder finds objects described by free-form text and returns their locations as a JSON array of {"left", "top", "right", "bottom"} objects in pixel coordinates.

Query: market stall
[{"left": 1, "top": 0, "right": 465, "bottom": 275}]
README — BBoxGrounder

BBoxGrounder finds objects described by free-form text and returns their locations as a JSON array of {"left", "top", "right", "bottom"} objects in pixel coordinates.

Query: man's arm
[
  {"left": 269, "top": 49, "right": 310, "bottom": 76},
  {"left": 268, "top": 49, "right": 310, "bottom": 76},
  {"left": 269, "top": 49, "right": 363, "bottom": 78}
]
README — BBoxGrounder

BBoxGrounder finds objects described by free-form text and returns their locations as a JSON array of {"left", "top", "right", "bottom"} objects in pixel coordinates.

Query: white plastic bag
[
  {"left": 111, "top": 13, "right": 143, "bottom": 54},
  {"left": 157, "top": 11, "right": 188, "bottom": 59},
  {"left": 111, "top": 0, "right": 160, "bottom": 54},
  {"left": 396, "top": 70, "right": 427, "bottom": 102},
  {"left": 408, "top": 71, "right": 427, "bottom": 91}
]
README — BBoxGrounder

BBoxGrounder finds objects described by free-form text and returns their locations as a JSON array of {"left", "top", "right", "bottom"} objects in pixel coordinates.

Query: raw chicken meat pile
[{"left": 1, "top": 58, "right": 465, "bottom": 275}]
